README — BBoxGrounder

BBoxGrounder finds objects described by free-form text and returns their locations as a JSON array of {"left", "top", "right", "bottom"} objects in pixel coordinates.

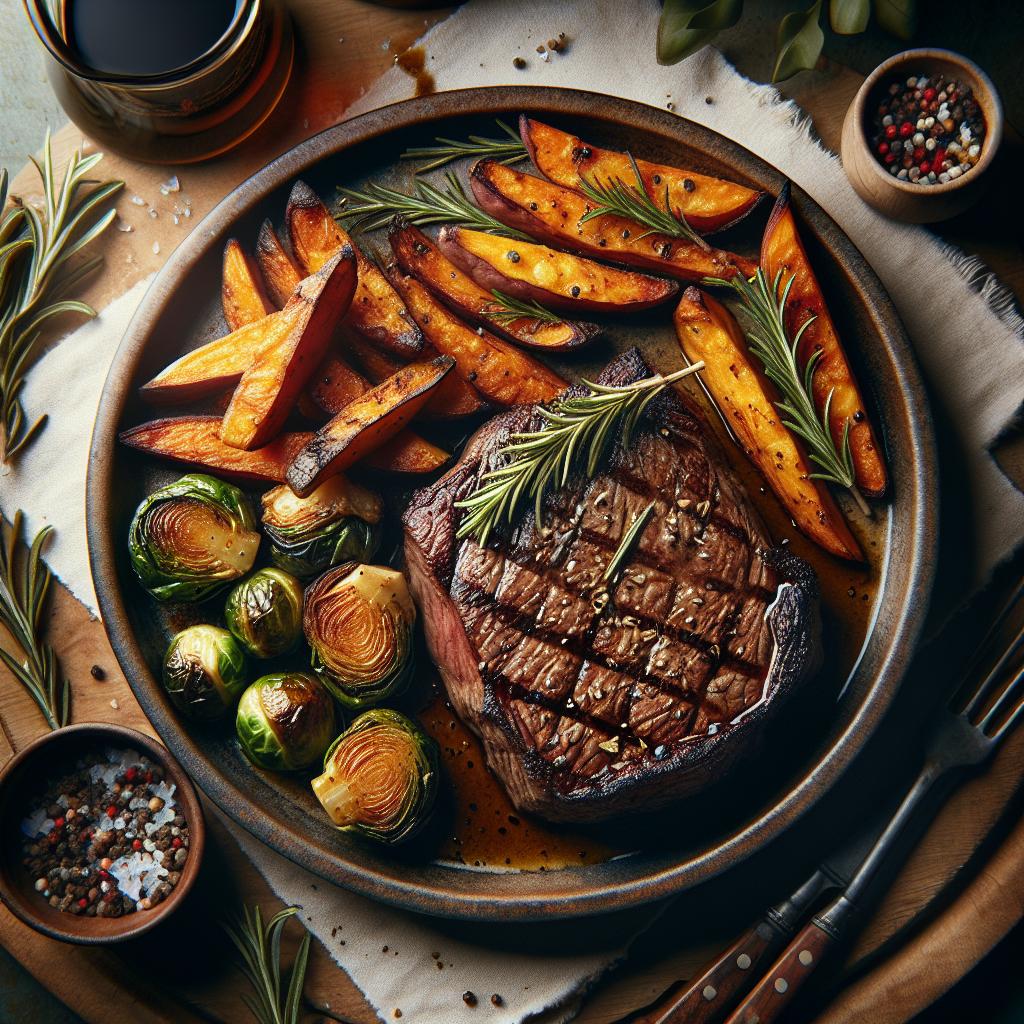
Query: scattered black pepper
[
  {"left": 463, "top": 991, "right": 478, "bottom": 1007},
  {"left": 491, "top": 994, "right": 503, "bottom": 1007},
  {"left": 89, "top": 665, "right": 105, "bottom": 681},
  {"left": 683, "top": 178, "right": 696, "bottom": 192},
  {"left": 512, "top": 57, "right": 526, "bottom": 70}
]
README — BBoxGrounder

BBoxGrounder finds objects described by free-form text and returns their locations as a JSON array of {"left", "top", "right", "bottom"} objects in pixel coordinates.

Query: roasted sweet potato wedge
[
  {"left": 674, "top": 287, "right": 862, "bottom": 561},
  {"left": 222, "top": 248, "right": 357, "bottom": 450},
  {"left": 121, "top": 414, "right": 448, "bottom": 480},
  {"left": 761, "top": 185, "right": 887, "bottom": 498},
  {"left": 386, "top": 262, "right": 567, "bottom": 406},
  {"left": 389, "top": 220, "right": 598, "bottom": 351},
  {"left": 256, "top": 219, "right": 303, "bottom": 307},
  {"left": 470, "top": 160, "right": 756, "bottom": 283},
  {"left": 521, "top": 116, "right": 763, "bottom": 234},
  {"left": 343, "top": 331, "right": 487, "bottom": 419},
  {"left": 436, "top": 226, "right": 678, "bottom": 314},
  {"left": 222, "top": 238, "right": 274, "bottom": 332},
  {"left": 286, "top": 356, "right": 455, "bottom": 496},
  {"left": 285, "top": 180, "right": 423, "bottom": 359}
]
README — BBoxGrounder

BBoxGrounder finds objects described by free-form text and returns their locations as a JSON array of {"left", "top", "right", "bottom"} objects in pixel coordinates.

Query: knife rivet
[
  {"left": 799, "top": 949, "right": 814, "bottom": 966},
  {"left": 774, "top": 978, "right": 789, "bottom": 994},
  {"left": 702, "top": 985, "right": 717, "bottom": 1001},
  {"left": 736, "top": 953, "right": 752, "bottom": 969}
]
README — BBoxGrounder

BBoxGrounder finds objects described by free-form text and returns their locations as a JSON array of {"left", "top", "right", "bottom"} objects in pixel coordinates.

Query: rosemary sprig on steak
[
  {"left": 704, "top": 268, "right": 867, "bottom": 514},
  {"left": 603, "top": 500, "right": 656, "bottom": 582},
  {"left": 401, "top": 119, "right": 528, "bottom": 173},
  {"left": 455, "top": 364, "right": 704, "bottom": 545},
  {"left": 577, "top": 153, "right": 709, "bottom": 250}
]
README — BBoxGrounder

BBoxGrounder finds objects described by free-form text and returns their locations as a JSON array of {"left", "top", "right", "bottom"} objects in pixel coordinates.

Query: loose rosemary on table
[
  {"left": 0, "top": 132, "right": 122, "bottom": 462},
  {"left": 224, "top": 904, "right": 311, "bottom": 1024},
  {"left": 456, "top": 364, "right": 704, "bottom": 546},
  {"left": 0, "top": 510, "right": 69, "bottom": 730},
  {"left": 704, "top": 267, "right": 869, "bottom": 515},
  {"left": 401, "top": 119, "right": 528, "bottom": 173},
  {"left": 336, "top": 171, "right": 529, "bottom": 240},
  {"left": 577, "top": 153, "right": 709, "bottom": 251},
  {"left": 481, "top": 289, "right": 561, "bottom": 327}
]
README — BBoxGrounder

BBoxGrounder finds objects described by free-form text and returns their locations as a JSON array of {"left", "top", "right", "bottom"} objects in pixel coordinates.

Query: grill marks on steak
[{"left": 404, "top": 349, "right": 821, "bottom": 821}]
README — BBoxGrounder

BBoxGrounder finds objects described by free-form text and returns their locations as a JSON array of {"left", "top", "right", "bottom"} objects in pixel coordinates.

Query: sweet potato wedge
[
  {"left": 285, "top": 180, "right": 423, "bottom": 359},
  {"left": 222, "top": 238, "right": 274, "bottom": 331},
  {"left": 256, "top": 219, "right": 303, "bottom": 307},
  {"left": 343, "top": 331, "right": 488, "bottom": 419},
  {"left": 436, "top": 226, "right": 679, "bottom": 314},
  {"left": 286, "top": 356, "right": 455, "bottom": 496},
  {"left": 470, "top": 159, "right": 756, "bottom": 283},
  {"left": 221, "top": 247, "right": 357, "bottom": 450},
  {"left": 761, "top": 185, "right": 887, "bottom": 498},
  {"left": 389, "top": 220, "right": 598, "bottom": 351},
  {"left": 120, "top": 414, "right": 449, "bottom": 480},
  {"left": 385, "top": 262, "right": 567, "bottom": 406},
  {"left": 521, "top": 116, "right": 763, "bottom": 234},
  {"left": 674, "top": 287, "right": 862, "bottom": 561}
]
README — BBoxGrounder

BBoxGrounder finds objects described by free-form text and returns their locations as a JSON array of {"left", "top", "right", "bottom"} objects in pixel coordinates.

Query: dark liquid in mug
[{"left": 65, "top": 0, "right": 241, "bottom": 76}]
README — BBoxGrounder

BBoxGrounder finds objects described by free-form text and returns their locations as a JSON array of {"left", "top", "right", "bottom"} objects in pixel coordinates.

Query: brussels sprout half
[
  {"left": 162, "top": 624, "right": 248, "bottom": 720},
  {"left": 236, "top": 672, "right": 336, "bottom": 771},
  {"left": 225, "top": 568, "right": 304, "bottom": 659},
  {"left": 303, "top": 563, "right": 416, "bottom": 709},
  {"left": 129, "top": 473, "right": 260, "bottom": 602},
  {"left": 311, "top": 709, "right": 439, "bottom": 844},
  {"left": 261, "top": 476, "right": 383, "bottom": 579}
]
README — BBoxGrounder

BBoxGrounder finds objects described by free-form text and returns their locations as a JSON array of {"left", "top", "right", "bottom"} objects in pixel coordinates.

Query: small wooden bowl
[
  {"left": 841, "top": 48, "right": 1003, "bottom": 223},
  {"left": 0, "top": 723, "right": 205, "bottom": 944}
]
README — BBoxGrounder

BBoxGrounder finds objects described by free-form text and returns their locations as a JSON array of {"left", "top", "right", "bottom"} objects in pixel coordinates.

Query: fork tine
[
  {"left": 979, "top": 661, "right": 1024, "bottom": 737},
  {"left": 962, "top": 613, "right": 1024, "bottom": 720}
]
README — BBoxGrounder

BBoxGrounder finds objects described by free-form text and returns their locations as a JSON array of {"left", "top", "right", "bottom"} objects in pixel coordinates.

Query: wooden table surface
[{"left": 2, "top": 3, "right": 1023, "bottom": 1023}]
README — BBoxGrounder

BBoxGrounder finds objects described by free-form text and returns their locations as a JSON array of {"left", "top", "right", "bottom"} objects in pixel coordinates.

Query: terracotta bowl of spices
[
  {"left": 0, "top": 723, "right": 205, "bottom": 944},
  {"left": 841, "top": 48, "right": 1003, "bottom": 223}
]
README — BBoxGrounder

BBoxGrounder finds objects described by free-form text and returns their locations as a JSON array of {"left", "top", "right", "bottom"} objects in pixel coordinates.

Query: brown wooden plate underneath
[{"left": 87, "top": 87, "right": 937, "bottom": 921}]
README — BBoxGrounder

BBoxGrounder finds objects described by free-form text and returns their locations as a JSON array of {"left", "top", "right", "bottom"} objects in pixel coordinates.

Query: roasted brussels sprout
[
  {"left": 162, "top": 624, "right": 248, "bottom": 720},
  {"left": 236, "top": 672, "right": 336, "bottom": 771},
  {"left": 261, "top": 476, "right": 383, "bottom": 579},
  {"left": 224, "top": 568, "right": 304, "bottom": 659},
  {"left": 128, "top": 473, "right": 260, "bottom": 602},
  {"left": 311, "top": 709, "right": 439, "bottom": 844},
  {"left": 303, "top": 563, "right": 416, "bottom": 709}
]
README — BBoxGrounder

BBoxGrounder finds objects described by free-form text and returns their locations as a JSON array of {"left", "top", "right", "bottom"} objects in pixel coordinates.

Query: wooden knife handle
[
  {"left": 630, "top": 920, "right": 786, "bottom": 1024},
  {"left": 722, "top": 918, "right": 836, "bottom": 1024}
]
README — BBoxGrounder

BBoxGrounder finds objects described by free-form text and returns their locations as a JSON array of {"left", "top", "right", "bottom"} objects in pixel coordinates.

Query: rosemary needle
[
  {"left": 481, "top": 289, "right": 562, "bottom": 327},
  {"left": 603, "top": 501, "right": 657, "bottom": 582},
  {"left": 401, "top": 119, "right": 529, "bottom": 173}
]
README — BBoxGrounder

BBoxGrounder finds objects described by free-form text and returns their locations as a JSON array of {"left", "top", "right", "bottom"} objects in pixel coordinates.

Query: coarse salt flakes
[{"left": 159, "top": 175, "right": 180, "bottom": 195}]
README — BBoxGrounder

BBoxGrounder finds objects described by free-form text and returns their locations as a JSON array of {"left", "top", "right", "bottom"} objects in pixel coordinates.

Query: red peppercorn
[
  {"left": 106, "top": 805, "right": 117, "bottom": 818},
  {"left": 877, "top": 142, "right": 889, "bottom": 155},
  {"left": 884, "top": 152, "right": 897, "bottom": 164},
  {"left": 913, "top": 147, "right": 925, "bottom": 161},
  {"left": 77, "top": 898, "right": 88, "bottom": 909},
  {"left": 98, "top": 870, "right": 111, "bottom": 882},
  {"left": 132, "top": 838, "right": 143, "bottom": 851},
  {"left": 933, "top": 147, "right": 946, "bottom": 169},
  {"left": 125, "top": 767, "right": 138, "bottom": 783},
  {"left": 171, "top": 837, "right": 183, "bottom": 849},
  {"left": 918, "top": 162, "right": 931, "bottom": 175},
  {"left": 884, "top": 124, "right": 897, "bottom": 140},
  {"left": 53, "top": 816, "right": 65, "bottom": 829},
  {"left": 899, "top": 122, "right": 913, "bottom": 138},
  {"left": 923, "top": 87, "right": 936, "bottom": 102}
]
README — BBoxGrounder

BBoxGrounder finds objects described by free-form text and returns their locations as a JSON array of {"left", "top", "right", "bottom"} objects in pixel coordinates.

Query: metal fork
[{"left": 715, "top": 581, "right": 1024, "bottom": 1024}]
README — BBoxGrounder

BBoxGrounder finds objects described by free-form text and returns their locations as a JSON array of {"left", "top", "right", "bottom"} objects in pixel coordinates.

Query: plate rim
[{"left": 87, "top": 85, "right": 938, "bottom": 920}]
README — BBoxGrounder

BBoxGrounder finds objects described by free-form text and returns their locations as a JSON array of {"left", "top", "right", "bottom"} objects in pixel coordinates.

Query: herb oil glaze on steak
[{"left": 403, "top": 350, "right": 821, "bottom": 823}]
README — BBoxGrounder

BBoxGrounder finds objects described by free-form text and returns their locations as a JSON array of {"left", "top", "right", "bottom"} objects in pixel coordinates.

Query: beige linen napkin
[{"left": 6, "top": 1, "right": 1024, "bottom": 1021}]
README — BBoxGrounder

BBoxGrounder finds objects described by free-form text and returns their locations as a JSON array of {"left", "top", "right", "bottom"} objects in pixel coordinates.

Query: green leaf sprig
[
  {"left": 401, "top": 119, "right": 528, "bottom": 173},
  {"left": 455, "top": 364, "right": 704, "bottom": 546},
  {"left": 704, "top": 268, "right": 868, "bottom": 513},
  {"left": 0, "top": 510, "right": 69, "bottom": 730},
  {"left": 336, "top": 172, "right": 529, "bottom": 240},
  {"left": 577, "top": 154, "right": 710, "bottom": 251},
  {"left": 772, "top": 0, "right": 825, "bottom": 83},
  {"left": 481, "top": 289, "right": 562, "bottom": 328},
  {"left": 0, "top": 132, "right": 122, "bottom": 461},
  {"left": 224, "top": 904, "right": 311, "bottom": 1024},
  {"left": 657, "top": 0, "right": 744, "bottom": 65}
]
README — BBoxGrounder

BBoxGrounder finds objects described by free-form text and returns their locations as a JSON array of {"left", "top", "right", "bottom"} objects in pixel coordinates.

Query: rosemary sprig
[
  {"left": 455, "top": 364, "right": 704, "bottom": 545},
  {"left": 705, "top": 268, "right": 867, "bottom": 514},
  {"left": 224, "top": 904, "right": 311, "bottom": 1024},
  {"left": 577, "top": 153, "right": 709, "bottom": 251},
  {"left": 337, "top": 171, "right": 529, "bottom": 240},
  {"left": 401, "top": 119, "right": 528, "bottom": 173},
  {"left": 1, "top": 132, "right": 123, "bottom": 462},
  {"left": 603, "top": 501, "right": 656, "bottom": 582},
  {"left": 481, "top": 289, "right": 561, "bottom": 327},
  {"left": 0, "top": 510, "right": 69, "bottom": 730}
]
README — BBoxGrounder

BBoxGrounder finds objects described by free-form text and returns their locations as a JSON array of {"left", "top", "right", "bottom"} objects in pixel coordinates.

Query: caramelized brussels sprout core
[
  {"left": 311, "top": 709, "right": 439, "bottom": 844},
  {"left": 162, "top": 624, "right": 248, "bottom": 720},
  {"left": 224, "top": 568, "right": 304, "bottom": 659},
  {"left": 236, "top": 672, "right": 336, "bottom": 771},
  {"left": 261, "top": 476, "right": 383, "bottom": 579},
  {"left": 128, "top": 473, "right": 260, "bottom": 602},
  {"left": 303, "top": 563, "right": 416, "bottom": 709}
]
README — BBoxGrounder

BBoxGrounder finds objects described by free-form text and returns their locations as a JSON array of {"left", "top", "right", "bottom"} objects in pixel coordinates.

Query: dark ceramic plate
[{"left": 87, "top": 87, "right": 937, "bottom": 921}]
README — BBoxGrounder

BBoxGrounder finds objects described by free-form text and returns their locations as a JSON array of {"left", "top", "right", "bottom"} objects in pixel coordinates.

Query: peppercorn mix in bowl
[
  {"left": 0, "top": 723, "right": 204, "bottom": 943},
  {"left": 840, "top": 48, "right": 1003, "bottom": 223}
]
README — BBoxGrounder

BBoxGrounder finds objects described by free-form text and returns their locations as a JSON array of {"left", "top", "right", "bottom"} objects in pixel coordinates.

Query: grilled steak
[{"left": 403, "top": 350, "right": 820, "bottom": 823}]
